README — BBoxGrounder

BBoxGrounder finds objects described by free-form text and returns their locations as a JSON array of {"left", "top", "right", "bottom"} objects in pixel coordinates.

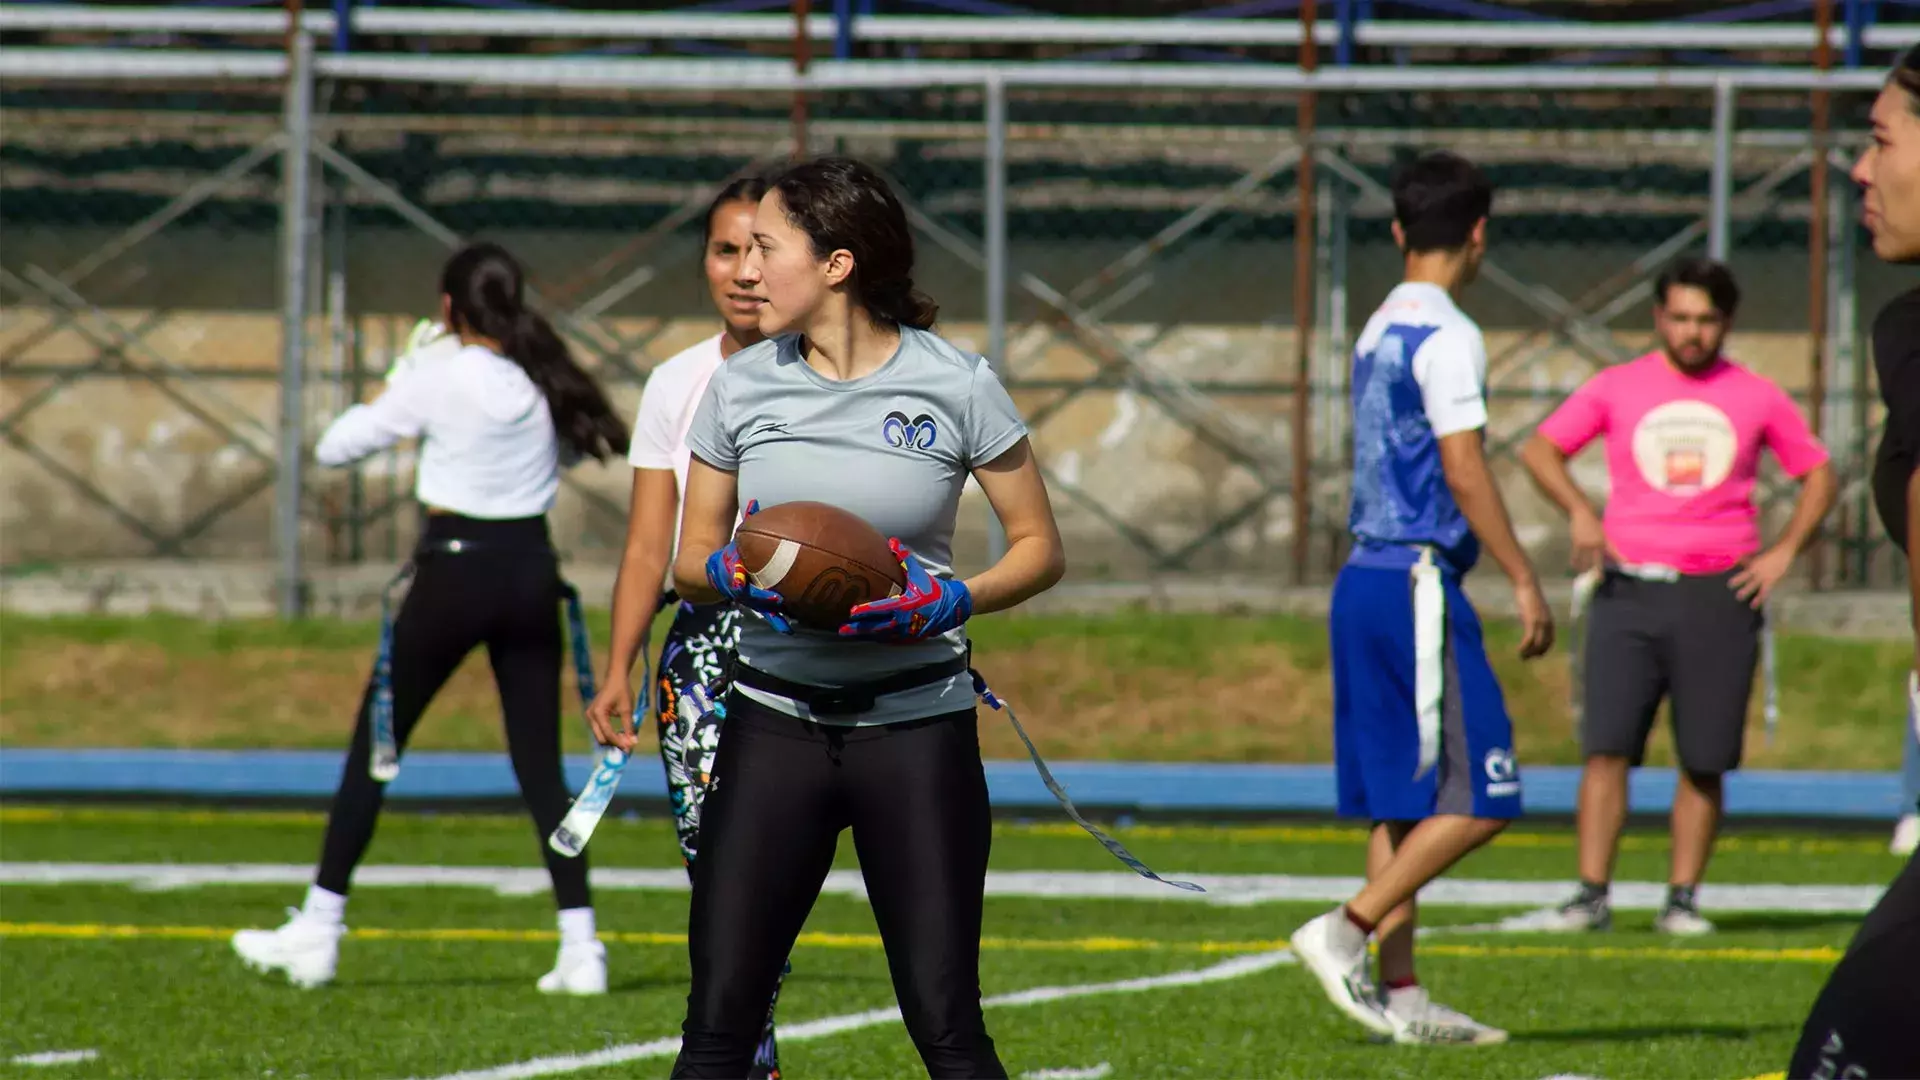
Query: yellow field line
[
  {"left": 0, "top": 921, "right": 1256, "bottom": 953},
  {"left": 0, "top": 805, "right": 1891, "bottom": 856},
  {"left": 1415, "top": 942, "right": 1839, "bottom": 964},
  {"left": 0, "top": 921, "right": 1843, "bottom": 963},
  {"left": 1003, "top": 822, "right": 1892, "bottom": 856}
]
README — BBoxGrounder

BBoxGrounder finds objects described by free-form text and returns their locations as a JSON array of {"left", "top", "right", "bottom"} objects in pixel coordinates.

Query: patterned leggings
[{"left": 655, "top": 601, "right": 785, "bottom": 1080}]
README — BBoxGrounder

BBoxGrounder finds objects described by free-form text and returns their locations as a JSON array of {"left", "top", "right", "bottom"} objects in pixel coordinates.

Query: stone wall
[{"left": 3, "top": 226, "right": 1907, "bottom": 584}]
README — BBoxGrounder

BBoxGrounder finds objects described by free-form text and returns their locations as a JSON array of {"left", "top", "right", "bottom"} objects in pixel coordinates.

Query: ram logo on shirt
[{"left": 882, "top": 411, "right": 938, "bottom": 451}]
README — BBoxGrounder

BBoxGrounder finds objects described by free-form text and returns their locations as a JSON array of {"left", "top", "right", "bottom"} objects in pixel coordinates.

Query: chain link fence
[
  {"left": 301, "top": 76, "right": 804, "bottom": 566},
  {"left": 1, "top": 57, "right": 1902, "bottom": 595},
  {"left": 2, "top": 70, "right": 295, "bottom": 565}
]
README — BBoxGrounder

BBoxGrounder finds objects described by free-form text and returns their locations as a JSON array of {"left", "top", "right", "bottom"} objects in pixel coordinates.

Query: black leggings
[
  {"left": 1786, "top": 850, "right": 1920, "bottom": 1078},
  {"left": 672, "top": 692, "right": 1003, "bottom": 1080},
  {"left": 656, "top": 602, "right": 785, "bottom": 1080},
  {"left": 315, "top": 513, "right": 589, "bottom": 911}
]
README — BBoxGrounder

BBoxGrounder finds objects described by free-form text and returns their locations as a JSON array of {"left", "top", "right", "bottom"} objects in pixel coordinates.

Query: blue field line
[{"left": 0, "top": 749, "right": 1908, "bottom": 821}]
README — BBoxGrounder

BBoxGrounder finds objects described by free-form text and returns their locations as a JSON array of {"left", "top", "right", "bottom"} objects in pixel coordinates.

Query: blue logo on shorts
[{"left": 882, "top": 411, "right": 937, "bottom": 451}]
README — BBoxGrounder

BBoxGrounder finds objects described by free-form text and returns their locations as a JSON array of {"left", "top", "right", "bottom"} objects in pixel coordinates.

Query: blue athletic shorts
[{"left": 1329, "top": 563, "right": 1524, "bottom": 822}]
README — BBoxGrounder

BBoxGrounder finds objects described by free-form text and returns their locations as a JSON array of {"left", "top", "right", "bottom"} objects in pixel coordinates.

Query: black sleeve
[
  {"left": 1871, "top": 290, "right": 1920, "bottom": 550},
  {"left": 1873, "top": 290, "right": 1920, "bottom": 456}
]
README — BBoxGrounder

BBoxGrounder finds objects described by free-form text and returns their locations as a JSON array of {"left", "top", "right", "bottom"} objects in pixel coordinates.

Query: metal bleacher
[{"left": 4, "top": 0, "right": 1915, "bottom": 249}]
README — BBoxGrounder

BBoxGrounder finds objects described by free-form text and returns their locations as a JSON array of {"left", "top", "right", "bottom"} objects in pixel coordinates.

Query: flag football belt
[
  {"left": 724, "top": 650, "right": 1204, "bottom": 894},
  {"left": 366, "top": 535, "right": 600, "bottom": 783},
  {"left": 727, "top": 654, "right": 972, "bottom": 717}
]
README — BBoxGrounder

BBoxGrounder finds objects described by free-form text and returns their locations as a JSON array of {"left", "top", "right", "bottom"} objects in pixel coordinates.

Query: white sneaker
[
  {"left": 1892, "top": 814, "right": 1919, "bottom": 857},
  {"left": 1383, "top": 986, "right": 1509, "bottom": 1046},
  {"left": 1653, "top": 898, "right": 1715, "bottom": 937},
  {"left": 232, "top": 908, "right": 344, "bottom": 989},
  {"left": 1289, "top": 909, "right": 1392, "bottom": 1036},
  {"left": 537, "top": 940, "right": 607, "bottom": 996}
]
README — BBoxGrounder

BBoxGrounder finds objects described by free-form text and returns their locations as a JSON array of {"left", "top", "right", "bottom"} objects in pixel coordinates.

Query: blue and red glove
[
  {"left": 839, "top": 538, "right": 973, "bottom": 642},
  {"left": 705, "top": 500, "right": 794, "bottom": 634}
]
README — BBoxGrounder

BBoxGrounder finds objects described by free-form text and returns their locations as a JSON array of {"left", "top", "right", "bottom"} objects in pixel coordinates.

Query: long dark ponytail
[{"left": 439, "top": 242, "right": 629, "bottom": 463}]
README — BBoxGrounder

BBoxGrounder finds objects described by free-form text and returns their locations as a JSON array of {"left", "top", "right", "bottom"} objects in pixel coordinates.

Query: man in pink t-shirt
[{"left": 1518, "top": 257, "right": 1836, "bottom": 937}]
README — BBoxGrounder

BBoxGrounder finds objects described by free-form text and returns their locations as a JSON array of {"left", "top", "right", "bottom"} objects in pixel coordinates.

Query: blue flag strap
[
  {"left": 367, "top": 564, "right": 414, "bottom": 782},
  {"left": 969, "top": 668, "right": 1205, "bottom": 894},
  {"left": 560, "top": 581, "right": 602, "bottom": 748}
]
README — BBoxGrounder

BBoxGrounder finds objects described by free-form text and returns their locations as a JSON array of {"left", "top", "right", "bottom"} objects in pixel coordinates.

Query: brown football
[{"left": 733, "top": 501, "right": 908, "bottom": 630}]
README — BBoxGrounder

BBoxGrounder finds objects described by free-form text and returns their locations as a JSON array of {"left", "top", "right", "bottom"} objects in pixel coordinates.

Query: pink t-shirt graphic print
[{"left": 1535, "top": 351, "right": 1829, "bottom": 575}]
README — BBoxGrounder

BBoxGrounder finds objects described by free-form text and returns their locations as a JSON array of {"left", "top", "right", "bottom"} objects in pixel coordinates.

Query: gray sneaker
[{"left": 1501, "top": 883, "right": 1611, "bottom": 932}]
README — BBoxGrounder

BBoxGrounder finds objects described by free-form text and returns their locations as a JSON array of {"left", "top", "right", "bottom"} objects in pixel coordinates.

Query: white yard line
[
  {"left": 0, "top": 862, "right": 1889, "bottom": 913},
  {"left": 1022, "top": 1063, "right": 1113, "bottom": 1080},
  {"left": 413, "top": 952, "right": 1295, "bottom": 1080},
  {"left": 9, "top": 1050, "right": 100, "bottom": 1067}
]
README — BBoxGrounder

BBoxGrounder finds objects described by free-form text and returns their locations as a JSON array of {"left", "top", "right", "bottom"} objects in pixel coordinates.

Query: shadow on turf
[
  {"left": 344, "top": 975, "right": 691, "bottom": 995},
  {"left": 345, "top": 968, "right": 894, "bottom": 995},
  {"left": 598, "top": 971, "right": 891, "bottom": 996},
  {"left": 1705, "top": 912, "right": 1863, "bottom": 933},
  {"left": 347, "top": 974, "right": 578, "bottom": 990},
  {"left": 1522, "top": 1022, "right": 1792, "bottom": 1044}
]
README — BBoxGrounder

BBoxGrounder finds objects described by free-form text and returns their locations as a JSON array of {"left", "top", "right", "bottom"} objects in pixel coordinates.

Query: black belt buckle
[{"left": 807, "top": 687, "right": 877, "bottom": 716}]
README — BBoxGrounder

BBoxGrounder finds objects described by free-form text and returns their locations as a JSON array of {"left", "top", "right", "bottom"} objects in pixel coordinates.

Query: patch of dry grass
[
  {"left": 0, "top": 610, "right": 1906, "bottom": 769},
  {"left": 0, "top": 638, "right": 626, "bottom": 756}
]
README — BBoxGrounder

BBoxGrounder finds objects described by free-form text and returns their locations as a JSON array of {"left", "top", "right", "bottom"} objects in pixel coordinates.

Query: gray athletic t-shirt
[{"left": 685, "top": 327, "right": 1029, "bottom": 725}]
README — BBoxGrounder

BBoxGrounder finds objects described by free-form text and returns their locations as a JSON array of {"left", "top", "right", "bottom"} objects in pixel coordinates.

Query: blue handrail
[
  {"left": 1379, "top": 0, "right": 1556, "bottom": 22},
  {"left": 835, "top": 0, "right": 853, "bottom": 58}
]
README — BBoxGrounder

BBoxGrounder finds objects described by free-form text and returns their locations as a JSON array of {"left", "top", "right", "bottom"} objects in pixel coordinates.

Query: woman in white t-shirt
[{"left": 582, "top": 174, "right": 788, "bottom": 1079}]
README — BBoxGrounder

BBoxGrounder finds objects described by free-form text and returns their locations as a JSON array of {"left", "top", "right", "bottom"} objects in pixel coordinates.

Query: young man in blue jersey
[{"left": 1290, "top": 150, "right": 1554, "bottom": 1046}]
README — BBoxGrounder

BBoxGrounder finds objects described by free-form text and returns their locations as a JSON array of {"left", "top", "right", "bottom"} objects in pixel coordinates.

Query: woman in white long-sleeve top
[{"left": 230, "top": 241, "right": 630, "bottom": 996}]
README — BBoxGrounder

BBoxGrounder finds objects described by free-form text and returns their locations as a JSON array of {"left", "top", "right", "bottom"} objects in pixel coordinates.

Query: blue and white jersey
[{"left": 1345, "top": 282, "right": 1491, "bottom": 576}]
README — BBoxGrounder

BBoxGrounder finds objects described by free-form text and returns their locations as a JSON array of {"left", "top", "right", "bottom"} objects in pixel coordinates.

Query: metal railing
[
  {"left": 0, "top": 46, "right": 1900, "bottom": 612},
  {"left": 7, "top": 5, "right": 1919, "bottom": 55}
]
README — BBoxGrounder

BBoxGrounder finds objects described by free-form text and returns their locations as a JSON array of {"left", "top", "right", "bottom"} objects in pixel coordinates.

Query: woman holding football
[
  {"left": 665, "top": 155, "right": 1066, "bottom": 1079},
  {"left": 583, "top": 172, "right": 792, "bottom": 1079}
]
